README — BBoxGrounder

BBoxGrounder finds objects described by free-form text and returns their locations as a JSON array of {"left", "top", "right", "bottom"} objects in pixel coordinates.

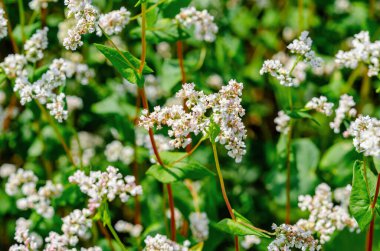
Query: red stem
[{"left": 367, "top": 173, "right": 380, "bottom": 251}]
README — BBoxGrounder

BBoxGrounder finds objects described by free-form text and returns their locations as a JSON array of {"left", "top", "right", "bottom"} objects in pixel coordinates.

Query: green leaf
[
  {"left": 146, "top": 161, "right": 214, "bottom": 183},
  {"left": 215, "top": 218, "right": 270, "bottom": 238},
  {"left": 94, "top": 44, "right": 153, "bottom": 84},
  {"left": 190, "top": 242, "right": 204, "bottom": 251},
  {"left": 285, "top": 109, "right": 320, "bottom": 125},
  {"left": 349, "top": 160, "right": 376, "bottom": 231},
  {"left": 160, "top": 0, "right": 192, "bottom": 18}
]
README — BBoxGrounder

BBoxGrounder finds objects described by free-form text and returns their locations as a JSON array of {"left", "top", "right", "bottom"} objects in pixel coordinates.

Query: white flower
[
  {"left": 0, "top": 54, "right": 27, "bottom": 78},
  {"left": 62, "top": 208, "right": 93, "bottom": 246},
  {"left": 0, "top": 163, "right": 16, "bottom": 178},
  {"left": 0, "top": 8, "right": 8, "bottom": 40},
  {"left": 71, "top": 131, "right": 103, "bottom": 166},
  {"left": 175, "top": 7, "right": 218, "bottom": 42},
  {"left": 347, "top": 115, "right": 380, "bottom": 157},
  {"left": 189, "top": 212, "right": 209, "bottom": 241},
  {"left": 10, "top": 218, "right": 42, "bottom": 251},
  {"left": 66, "top": 95, "right": 83, "bottom": 112},
  {"left": 274, "top": 110, "right": 291, "bottom": 134},
  {"left": 139, "top": 80, "right": 247, "bottom": 162},
  {"left": 68, "top": 166, "right": 142, "bottom": 211},
  {"left": 335, "top": 31, "right": 380, "bottom": 77},
  {"left": 297, "top": 183, "right": 359, "bottom": 244},
  {"left": 268, "top": 224, "right": 320, "bottom": 251},
  {"left": 97, "top": 7, "right": 130, "bottom": 36},
  {"left": 305, "top": 96, "right": 334, "bottom": 116},
  {"left": 105, "top": 140, "right": 134, "bottom": 165},
  {"left": 24, "top": 27, "right": 49, "bottom": 63},
  {"left": 260, "top": 59, "right": 297, "bottom": 87},
  {"left": 330, "top": 94, "right": 357, "bottom": 133},
  {"left": 206, "top": 74, "right": 223, "bottom": 89},
  {"left": 115, "top": 220, "right": 143, "bottom": 237},
  {"left": 144, "top": 234, "right": 189, "bottom": 251},
  {"left": 46, "top": 93, "right": 68, "bottom": 122},
  {"left": 241, "top": 235, "right": 261, "bottom": 249}
]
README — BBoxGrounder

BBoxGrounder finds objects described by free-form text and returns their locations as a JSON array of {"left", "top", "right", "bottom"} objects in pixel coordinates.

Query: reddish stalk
[
  {"left": 137, "top": 3, "right": 176, "bottom": 241},
  {"left": 366, "top": 173, "right": 380, "bottom": 251}
]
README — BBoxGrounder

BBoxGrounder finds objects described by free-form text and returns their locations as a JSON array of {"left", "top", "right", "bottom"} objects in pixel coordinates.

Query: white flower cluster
[
  {"left": 0, "top": 163, "right": 16, "bottom": 178},
  {"left": 63, "top": 0, "right": 99, "bottom": 50},
  {"left": 260, "top": 31, "right": 322, "bottom": 87},
  {"left": 189, "top": 212, "right": 209, "bottom": 241},
  {"left": 115, "top": 220, "right": 143, "bottom": 237},
  {"left": 268, "top": 224, "right": 320, "bottom": 251},
  {"left": 136, "top": 131, "right": 173, "bottom": 163},
  {"left": 144, "top": 234, "right": 189, "bottom": 251},
  {"left": 274, "top": 110, "right": 291, "bottom": 134},
  {"left": 123, "top": 75, "right": 165, "bottom": 103},
  {"left": 335, "top": 31, "right": 380, "bottom": 77},
  {"left": 44, "top": 208, "right": 93, "bottom": 249},
  {"left": 0, "top": 8, "right": 8, "bottom": 40},
  {"left": 329, "top": 94, "right": 357, "bottom": 133},
  {"left": 0, "top": 54, "right": 27, "bottom": 78},
  {"left": 97, "top": 7, "right": 131, "bottom": 36},
  {"left": 296, "top": 183, "right": 359, "bottom": 244},
  {"left": 71, "top": 131, "right": 104, "bottom": 166},
  {"left": 175, "top": 7, "right": 218, "bottom": 42},
  {"left": 29, "top": 0, "right": 58, "bottom": 10},
  {"left": 105, "top": 140, "right": 134, "bottom": 165},
  {"left": 305, "top": 96, "right": 334, "bottom": 116},
  {"left": 241, "top": 235, "right": 261, "bottom": 249},
  {"left": 140, "top": 80, "right": 247, "bottom": 162},
  {"left": 166, "top": 208, "right": 183, "bottom": 230},
  {"left": 5, "top": 168, "right": 63, "bottom": 218},
  {"left": 9, "top": 218, "right": 42, "bottom": 251},
  {"left": 69, "top": 166, "right": 143, "bottom": 211},
  {"left": 24, "top": 27, "right": 49, "bottom": 63},
  {"left": 347, "top": 115, "right": 380, "bottom": 157},
  {"left": 287, "top": 31, "right": 323, "bottom": 68}
]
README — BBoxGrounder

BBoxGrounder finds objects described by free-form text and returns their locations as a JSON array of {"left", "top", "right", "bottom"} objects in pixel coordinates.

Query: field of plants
[{"left": 0, "top": 0, "right": 380, "bottom": 250}]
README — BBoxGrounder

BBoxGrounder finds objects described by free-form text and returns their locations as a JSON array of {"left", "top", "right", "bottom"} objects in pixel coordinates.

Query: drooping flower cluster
[
  {"left": 175, "top": 7, "right": 218, "bottom": 42},
  {"left": 268, "top": 224, "right": 321, "bottom": 251},
  {"left": 139, "top": 80, "right": 247, "bottom": 162},
  {"left": 68, "top": 166, "right": 143, "bottom": 211},
  {"left": 71, "top": 131, "right": 104, "bottom": 166},
  {"left": 189, "top": 212, "right": 209, "bottom": 241},
  {"left": 144, "top": 234, "right": 189, "bottom": 251},
  {"left": 24, "top": 27, "right": 49, "bottom": 63},
  {"left": 335, "top": 31, "right": 380, "bottom": 77},
  {"left": 274, "top": 110, "right": 291, "bottom": 134},
  {"left": 5, "top": 168, "right": 63, "bottom": 218},
  {"left": 296, "top": 183, "right": 359, "bottom": 244},
  {"left": 241, "top": 235, "right": 261, "bottom": 249},
  {"left": 347, "top": 115, "right": 380, "bottom": 157},
  {"left": 0, "top": 8, "right": 7, "bottom": 40},
  {"left": 329, "top": 94, "right": 357, "bottom": 133},
  {"left": 9, "top": 218, "right": 43, "bottom": 251},
  {"left": 105, "top": 140, "right": 134, "bottom": 165},
  {"left": 29, "top": 0, "right": 58, "bottom": 10},
  {"left": 305, "top": 96, "right": 334, "bottom": 116},
  {"left": 115, "top": 220, "right": 143, "bottom": 237},
  {"left": 97, "top": 7, "right": 131, "bottom": 36},
  {"left": 260, "top": 31, "right": 322, "bottom": 87}
]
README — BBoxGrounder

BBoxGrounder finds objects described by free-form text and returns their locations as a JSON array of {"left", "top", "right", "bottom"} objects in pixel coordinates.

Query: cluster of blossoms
[
  {"left": 71, "top": 131, "right": 104, "bottom": 166},
  {"left": 260, "top": 31, "right": 322, "bottom": 87},
  {"left": 9, "top": 218, "right": 43, "bottom": 251},
  {"left": 268, "top": 224, "right": 320, "bottom": 251},
  {"left": 274, "top": 110, "right": 291, "bottom": 134},
  {"left": 105, "top": 140, "right": 134, "bottom": 165},
  {"left": 330, "top": 94, "right": 357, "bottom": 133},
  {"left": 24, "top": 27, "right": 49, "bottom": 63},
  {"left": 0, "top": 8, "right": 8, "bottom": 40},
  {"left": 347, "top": 115, "right": 380, "bottom": 157},
  {"left": 63, "top": 0, "right": 130, "bottom": 50},
  {"left": 305, "top": 96, "right": 334, "bottom": 116},
  {"left": 296, "top": 183, "right": 359, "bottom": 244},
  {"left": 241, "top": 235, "right": 261, "bottom": 249},
  {"left": 335, "top": 31, "right": 380, "bottom": 77},
  {"left": 68, "top": 166, "right": 142, "bottom": 211},
  {"left": 115, "top": 220, "right": 143, "bottom": 237},
  {"left": 140, "top": 80, "right": 247, "bottom": 162},
  {"left": 175, "top": 7, "right": 218, "bottom": 42},
  {"left": 144, "top": 234, "right": 190, "bottom": 251},
  {"left": 0, "top": 163, "right": 16, "bottom": 178},
  {"left": 5, "top": 168, "right": 62, "bottom": 218},
  {"left": 189, "top": 212, "right": 209, "bottom": 241},
  {"left": 29, "top": 0, "right": 58, "bottom": 10}
]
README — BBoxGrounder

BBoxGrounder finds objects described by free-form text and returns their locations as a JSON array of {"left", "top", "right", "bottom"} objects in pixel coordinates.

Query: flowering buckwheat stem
[
  {"left": 106, "top": 221, "right": 127, "bottom": 251},
  {"left": 211, "top": 142, "right": 239, "bottom": 251},
  {"left": 36, "top": 100, "right": 75, "bottom": 166},
  {"left": 137, "top": 3, "right": 177, "bottom": 241},
  {"left": 367, "top": 173, "right": 380, "bottom": 251}
]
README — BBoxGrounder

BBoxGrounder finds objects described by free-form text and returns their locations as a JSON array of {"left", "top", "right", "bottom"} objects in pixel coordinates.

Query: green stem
[
  {"left": 106, "top": 221, "right": 127, "bottom": 251},
  {"left": 168, "top": 138, "right": 205, "bottom": 166},
  {"left": 17, "top": 0, "right": 25, "bottom": 43},
  {"left": 298, "top": 0, "right": 304, "bottom": 32},
  {"left": 28, "top": 10, "right": 38, "bottom": 25},
  {"left": 130, "top": 0, "right": 167, "bottom": 21}
]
